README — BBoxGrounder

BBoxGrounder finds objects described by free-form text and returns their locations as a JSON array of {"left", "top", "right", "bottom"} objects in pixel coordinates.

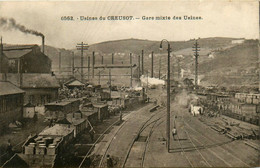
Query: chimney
[
  {"left": 42, "top": 36, "right": 45, "bottom": 54},
  {"left": 0, "top": 36, "right": 2, "bottom": 73}
]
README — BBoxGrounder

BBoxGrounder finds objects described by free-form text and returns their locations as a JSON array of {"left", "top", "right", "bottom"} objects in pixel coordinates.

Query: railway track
[
  {"left": 93, "top": 104, "right": 167, "bottom": 168},
  {"left": 175, "top": 103, "right": 253, "bottom": 167},
  {"left": 176, "top": 115, "right": 212, "bottom": 167},
  {"left": 122, "top": 106, "right": 166, "bottom": 168},
  {"left": 78, "top": 103, "right": 153, "bottom": 168},
  {"left": 183, "top": 118, "right": 251, "bottom": 167}
]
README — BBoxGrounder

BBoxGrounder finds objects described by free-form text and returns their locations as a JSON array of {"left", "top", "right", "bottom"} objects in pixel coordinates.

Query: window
[
  {"left": 47, "top": 95, "right": 51, "bottom": 103},
  {"left": 41, "top": 95, "right": 46, "bottom": 105},
  {"left": 29, "top": 95, "right": 35, "bottom": 105}
]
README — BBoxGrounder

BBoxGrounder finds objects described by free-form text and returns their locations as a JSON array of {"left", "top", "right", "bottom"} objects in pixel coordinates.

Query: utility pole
[
  {"left": 138, "top": 55, "right": 141, "bottom": 79},
  {"left": 109, "top": 68, "right": 112, "bottom": 95},
  {"left": 59, "top": 52, "right": 61, "bottom": 74},
  {"left": 192, "top": 39, "right": 200, "bottom": 89},
  {"left": 92, "top": 51, "right": 95, "bottom": 79},
  {"left": 159, "top": 57, "right": 161, "bottom": 79},
  {"left": 76, "top": 42, "right": 89, "bottom": 82},
  {"left": 151, "top": 51, "right": 154, "bottom": 78},
  {"left": 177, "top": 58, "right": 180, "bottom": 79},
  {"left": 72, "top": 52, "right": 75, "bottom": 77},
  {"left": 87, "top": 56, "right": 90, "bottom": 80},
  {"left": 130, "top": 53, "right": 132, "bottom": 87},
  {"left": 141, "top": 50, "right": 144, "bottom": 75},
  {"left": 112, "top": 53, "right": 114, "bottom": 64},
  {"left": 98, "top": 70, "right": 101, "bottom": 85}
]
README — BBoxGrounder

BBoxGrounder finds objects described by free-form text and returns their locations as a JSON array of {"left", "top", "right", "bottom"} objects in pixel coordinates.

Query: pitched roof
[
  {"left": 56, "top": 118, "right": 71, "bottom": 125},
  {"left": 3, "top": 44, "right": 38, "bottom": 51},
  {"left": 3, "top": 49, "right": 32, "bottom": 59},
  {"left": 24, "top": 102, "right": 36, "bottom": 107},
  {"left": 21, "top": 74, "right": 60, "bottom": 88},
  {"left": 0, "top": 81, "right": 25, "bottom": 96},
  {"left": 65, "top": 79, "right": 85, "bottom": 86},
  {"left": 2, "top": 154, "right": 29, "bottom": 168}
]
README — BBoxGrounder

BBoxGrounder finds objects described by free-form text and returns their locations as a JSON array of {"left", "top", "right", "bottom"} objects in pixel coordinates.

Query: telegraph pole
[
  {"left": 109, "top": 68, "right": 112, "bottom": 95},
  {"left": 130, "top": 53, "right": 133, "bottom": 87},
  {"left": 59, "top": 52, "right": 61, "bottom": 74},
  {"left": 112, "top": 53, "right": 114, "bottom": 64},
  {"left": 76, "top": 42, "right": 89, "bottom": 82},
  {"left": 159, "top": 57, "right": 161, "bottom": 79},
  {"left": 88, "top": 56, "right": 90, "bottom": 80},
  {"left": 138, "top": 55, "right": 141, "bottom": 78},
  {"left": 98, "top": 70, "right": 101, "bottom": 85},
  {"left": 192, "top": 39, "right": 200, "bottom": 89},
  {"left": 72, "top": 52, "right": 75, "bottom": 77},
  {"left": 177, "top": 58, "right": 180, "bottom": 79},
  {"left": 92, "top": 51, "right": 95, "bottom": 79},
  {"left": 151, "top": 51, "right": 154, "bottom": 78},
  {"left": 141, "top": 50, "right": 144, "bottom": 75}
]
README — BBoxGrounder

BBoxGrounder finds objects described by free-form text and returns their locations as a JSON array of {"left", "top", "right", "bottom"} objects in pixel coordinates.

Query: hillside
[
  {"left": 86, "top": 37, "right": 237, "bottom": 54},
  {"left": 41, "top": 37, "right": 258, "bottom": 88}
]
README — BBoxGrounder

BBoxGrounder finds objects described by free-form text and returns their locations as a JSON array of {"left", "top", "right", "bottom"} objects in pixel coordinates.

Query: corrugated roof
[
  {"left": 22, "top": 74, "right": 60, "bottom": 88},
  {"left": 0, "top": 81, "right": 25, "bottom": 96},
  {"left": 3, "top": 49, "right": 32, "bottom": 59}
]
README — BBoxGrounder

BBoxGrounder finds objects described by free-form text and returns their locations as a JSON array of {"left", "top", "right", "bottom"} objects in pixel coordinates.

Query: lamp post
[{"left": 160, "top": 39, "right": 171, "bottom": 152}]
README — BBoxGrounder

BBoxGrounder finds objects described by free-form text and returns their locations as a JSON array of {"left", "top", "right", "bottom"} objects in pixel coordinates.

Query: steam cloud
[{"left": 0, "top": 17, "right": 44, "bottom": 37}]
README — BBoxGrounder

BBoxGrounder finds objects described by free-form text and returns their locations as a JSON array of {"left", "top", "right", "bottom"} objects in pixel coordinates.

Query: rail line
[
  {"left": 175, "top": 112, "right": 212, "bottom": 167},
  {"left": 97, "top": 119, "right": 128, "bottom": 167},
  {"left": 121, "top": 106, "right": 166, "bottom": 168},
  {"left": 183, "top": 119, "right": 251, "bottom": 167},
  {"left": 78, "top": 103, "right": 152, "bottom": 168},
  {"left": 141, "top": 114, "right": 166, "bottom": 167},
  {"left": 175, "top": 132, "right": 194, "bottom": 167}
]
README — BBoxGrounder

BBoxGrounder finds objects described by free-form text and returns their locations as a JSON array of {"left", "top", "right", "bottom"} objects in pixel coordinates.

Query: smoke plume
[{"left": 0, "top": 17, "right": 44, "bottom": 37}]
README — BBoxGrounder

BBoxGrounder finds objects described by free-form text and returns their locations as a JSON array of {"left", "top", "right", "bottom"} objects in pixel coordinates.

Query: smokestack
[
  {"left": 42, "top": 36, "right": 45, "bottom": 54},
  {"left": 0, "top": 36, "right": 2, "bottom": 74}
]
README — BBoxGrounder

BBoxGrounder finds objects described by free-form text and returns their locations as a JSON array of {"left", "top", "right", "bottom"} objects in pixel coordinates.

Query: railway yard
[
  {"left": 0, "top": 81, "right": 259, "bottom": 168},
  {"left": 0, "top": 28, "right": 259, "bottom": 168},
  {"left": 81, "top": 90, "right": 259, "bottom": 168}
]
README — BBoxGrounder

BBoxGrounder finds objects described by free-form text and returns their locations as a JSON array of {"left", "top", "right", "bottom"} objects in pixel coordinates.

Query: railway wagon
[{"left": 45, "top": 99, "right": 80, "bottom": 120}]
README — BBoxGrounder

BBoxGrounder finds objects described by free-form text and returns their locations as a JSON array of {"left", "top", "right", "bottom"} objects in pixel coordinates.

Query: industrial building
[
  {"left": 0, "top": 81, "right": 25, "bottom": 134},
  {"left": 0, "top": 73, "right": 60, "bottom": 106},
  {"left": 3, "top": 44, "right": 51, "bottom": 73},
  {"left": 0, "top": 43, "right": 59, "bottom": 107}
]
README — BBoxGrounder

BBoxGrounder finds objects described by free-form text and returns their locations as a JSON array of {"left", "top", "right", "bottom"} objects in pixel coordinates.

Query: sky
[{"left": 0, "top": 0, "right": 258, "bottom": 49}]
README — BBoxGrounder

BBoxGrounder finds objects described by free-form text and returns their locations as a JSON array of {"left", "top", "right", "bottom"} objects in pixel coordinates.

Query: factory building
[
  {"left": 3, "top": 44, "right": 51, "bottom": 73},
  {"left": 0, "top": 44, "right": 59, "bottom": 107},
  {"left": 0, "top": 81, "right": 25, "bottom": 134},
  {"left": 0, "top": 73, "right": 60, "bottom": 106}
]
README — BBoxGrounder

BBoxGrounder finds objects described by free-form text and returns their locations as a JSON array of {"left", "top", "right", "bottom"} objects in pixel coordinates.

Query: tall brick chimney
[{"left": 42, "top": 36, "right": 45, "bottom": 54}]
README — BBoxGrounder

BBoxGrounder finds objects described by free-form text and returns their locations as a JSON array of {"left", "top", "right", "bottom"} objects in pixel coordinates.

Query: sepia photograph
[{"left": 0, "top": 0, "right": 259, "bottom": 167}]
